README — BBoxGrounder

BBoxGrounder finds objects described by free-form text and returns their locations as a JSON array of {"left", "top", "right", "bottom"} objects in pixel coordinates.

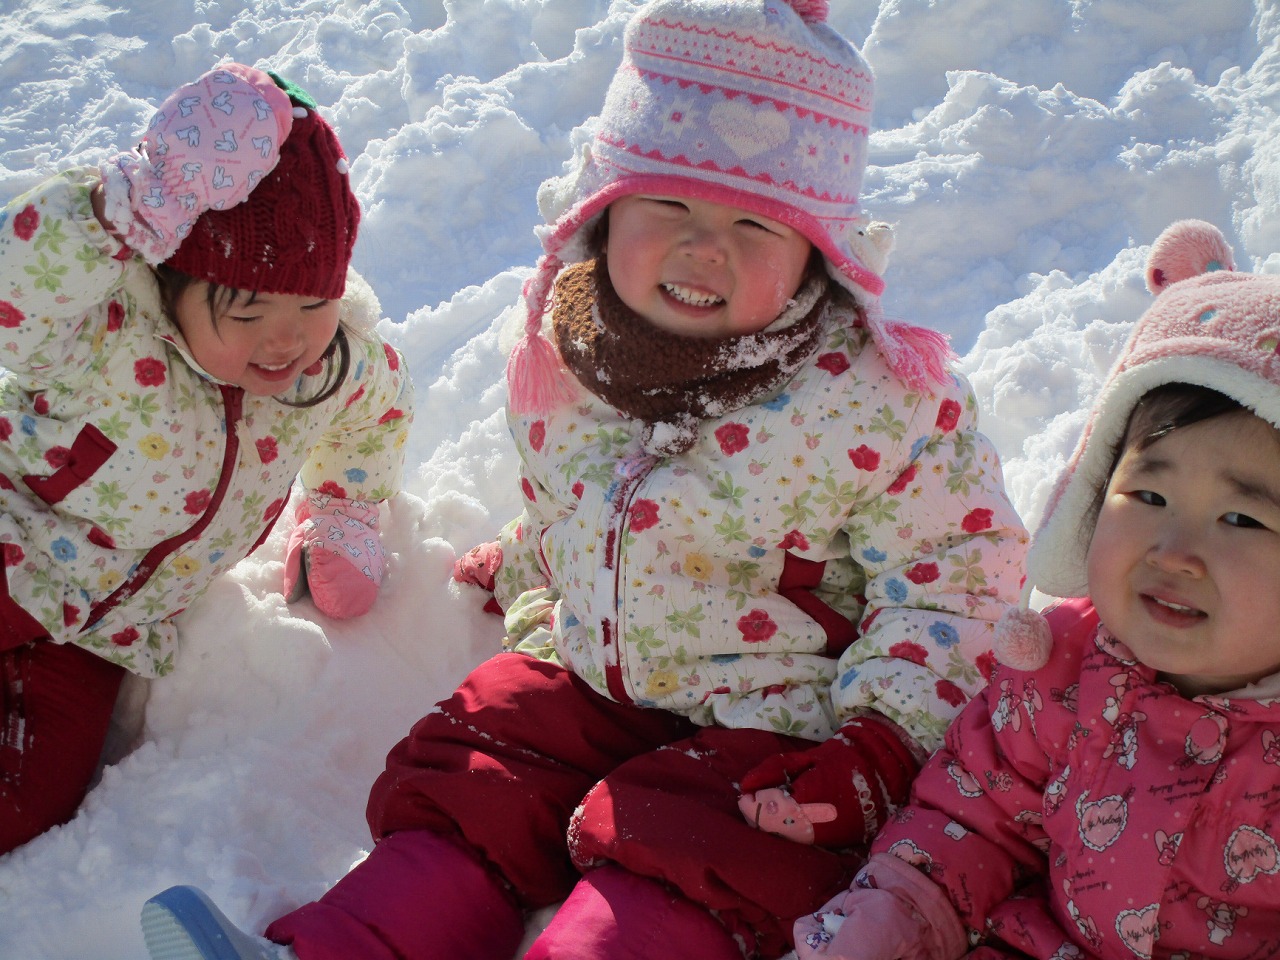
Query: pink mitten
[
  {"left": 282, "top": 493, "right": 385, "bottom": 619},
  {"left": 452, "top": 540, "right": 504, "bottom": 615},
  {"left": 794, "top": 854, "right": 966, "bottom": 960},
  {"left": 99, "top": 63, "right": 293, "bottom": 263},
  {"left": 738, "top": 718, "right": 919, "bottom": 846}
]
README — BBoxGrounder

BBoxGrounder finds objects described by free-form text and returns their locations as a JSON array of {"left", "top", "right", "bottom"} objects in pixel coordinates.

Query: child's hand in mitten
[
  {"left": 98, "top": 63, "right": 292, "bottom": 263},
  {"left": 794, "top": 854, "right": 966, "bottom": 960},
  {"left": 738, "top": 718, "right": 919, "bottom": 847},
  {"left": 452, "top": 540, "right": 504, "bottom": 615},
  {"left": 282, "top": 493, "right": 385, "bottom": 619}
]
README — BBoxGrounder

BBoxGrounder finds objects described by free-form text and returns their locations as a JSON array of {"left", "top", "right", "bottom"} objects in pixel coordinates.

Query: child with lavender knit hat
[{"left": 141, "top": 3, "right": 1025, "bottom": 958}]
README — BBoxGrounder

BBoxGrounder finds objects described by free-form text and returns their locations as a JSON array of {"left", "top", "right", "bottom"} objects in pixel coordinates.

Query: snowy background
[{"left": 1, "top": 0, "right": 1278, "bottom": 957}]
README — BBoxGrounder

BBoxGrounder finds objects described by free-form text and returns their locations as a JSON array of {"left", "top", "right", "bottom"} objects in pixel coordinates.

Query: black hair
[
  {"left": 1087, "top": 383, "right": 1247, "bottom": 523},
  {"left": 153, "top": 264, "right": 351, "bottom": 408}
]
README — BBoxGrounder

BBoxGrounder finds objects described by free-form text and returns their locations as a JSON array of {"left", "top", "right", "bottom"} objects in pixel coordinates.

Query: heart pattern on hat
[{"left": 708, "top": 101, "right": 791, "bottom": 159}]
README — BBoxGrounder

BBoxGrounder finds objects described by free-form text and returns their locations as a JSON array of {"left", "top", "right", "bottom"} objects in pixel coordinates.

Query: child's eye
[
  {"left": 1133, "top": 490, "right": 1165, "bottom": 506},
  {"left": 227, "top": 314, "right": 262, "bottom": 324},
  {"left": 302, "top": 300, "right": 331, "bottom": 312},
  {"left": 1223, "top": 511, "right": 1264, "bottom": 529}
]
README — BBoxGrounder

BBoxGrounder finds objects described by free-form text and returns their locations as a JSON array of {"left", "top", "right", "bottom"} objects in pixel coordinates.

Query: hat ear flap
[{"left": 1145, "top": 219, "right": 1235, "bottom": 294}]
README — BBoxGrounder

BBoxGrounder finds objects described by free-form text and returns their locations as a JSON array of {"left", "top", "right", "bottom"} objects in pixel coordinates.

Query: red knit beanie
[{"left": 164, "top": 74, "right": 359, "bottom": 300}]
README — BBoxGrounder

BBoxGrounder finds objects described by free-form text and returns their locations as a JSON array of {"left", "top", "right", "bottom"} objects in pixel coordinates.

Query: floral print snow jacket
[
  {"left": 0, "top": 170, "right": 413, "bottom": 677},
  {"left": 872, "top": 597, "right": 1280, "bottom": 958},
  {"left": 496, "top": 291, "right": 1028, "bottom": 750}
]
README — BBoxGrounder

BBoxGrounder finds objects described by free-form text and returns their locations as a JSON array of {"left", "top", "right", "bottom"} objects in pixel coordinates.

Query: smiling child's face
[
  {"left": 603, "top": 194, "right": 813, "bottom": 339},
  {"left": 172, "top": 283, "right": 340, "bottom": 396},
  {"left": 1086, "top": 410, "right": 1280, "bottom": 697}
]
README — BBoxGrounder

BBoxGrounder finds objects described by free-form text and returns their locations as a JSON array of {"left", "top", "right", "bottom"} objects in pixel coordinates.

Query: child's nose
[
  {"left": 680, "top": 223, "right": 726, "bottom": 262},
  {"left": 1145, "top": 530, "right": 1207, "bottom": 578},
  {"left": 268, "top": 313, "right": 306, "bottom": 348}
]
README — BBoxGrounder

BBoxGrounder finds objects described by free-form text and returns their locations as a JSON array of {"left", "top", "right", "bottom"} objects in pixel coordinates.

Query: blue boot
[{"left": 141, "top": 886, "right": 293, "bottom": 960}]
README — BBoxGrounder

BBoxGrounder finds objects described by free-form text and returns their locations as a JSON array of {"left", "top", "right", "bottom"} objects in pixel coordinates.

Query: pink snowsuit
[{"left": 870, "top": 597, "right": 1280, "bottom": 958}]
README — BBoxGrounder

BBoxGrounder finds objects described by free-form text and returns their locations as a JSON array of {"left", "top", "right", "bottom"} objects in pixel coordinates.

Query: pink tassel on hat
[
  {"left": 506, "top": 254, "right": 577, "bottom": 415},
  {"left": 865, "top": 310, "right": 955, "bottom": 392}
]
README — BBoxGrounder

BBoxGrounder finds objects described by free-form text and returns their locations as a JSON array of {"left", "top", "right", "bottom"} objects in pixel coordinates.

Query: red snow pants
[
  {"left": 0, "top": 639, "right": 125, "bottom": 854},
  {"left": 271, "top": 653, "right": 861, "bottom": 959}
]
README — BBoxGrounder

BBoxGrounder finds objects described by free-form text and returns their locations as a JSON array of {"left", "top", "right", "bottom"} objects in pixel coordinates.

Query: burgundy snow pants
[
  {"left": 267, "top": 652, "right": 860, "bottom": 959},
  {"left": 0, "top": 639, "right": 125, "bottom": 854}
]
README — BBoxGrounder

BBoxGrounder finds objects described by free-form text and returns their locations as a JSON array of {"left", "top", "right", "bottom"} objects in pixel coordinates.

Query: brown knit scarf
[{"left": 552, "top": 257, "right": 832, "bottom": 457}]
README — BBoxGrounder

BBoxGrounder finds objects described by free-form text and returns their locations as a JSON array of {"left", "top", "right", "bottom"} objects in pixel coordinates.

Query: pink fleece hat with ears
[
  {"left": 997, "top": 219, "right": 1280, "bottom": 670},
  {"left": 505, "top": 0, "right": 954, "bottom": 416}
]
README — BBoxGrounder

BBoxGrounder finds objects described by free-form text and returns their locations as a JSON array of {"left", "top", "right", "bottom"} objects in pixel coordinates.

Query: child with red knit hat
[
  {"left": 0, "top": 64, "right": 413, "bottom": 855},
  {"left": 140, "top": 3, "right": 1023, "bottom": 959},
  {"left": 794, "top": 219, "right": 1280, "bottom": 959}
]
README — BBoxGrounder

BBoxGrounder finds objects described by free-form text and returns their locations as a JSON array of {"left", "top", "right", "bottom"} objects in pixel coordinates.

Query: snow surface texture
[{"left": 1, "top": 0, "right": 1277, "bottom": 957}]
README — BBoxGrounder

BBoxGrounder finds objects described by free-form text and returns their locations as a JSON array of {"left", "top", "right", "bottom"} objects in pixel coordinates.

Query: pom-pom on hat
[
  {"left": 506, "top": 0, "right": 953, "bottom": 415},
  {"left": 995, "top": 219, "right": 1280, "bottom": 670},
  {"left": 165, "top": 70, "right": 360, "bottom": 301}
]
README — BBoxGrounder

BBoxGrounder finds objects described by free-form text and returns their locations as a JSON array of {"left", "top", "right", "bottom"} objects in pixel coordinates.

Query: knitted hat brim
[{"left": 1029, "top": 351, "right": 1280, "bottom": 598}]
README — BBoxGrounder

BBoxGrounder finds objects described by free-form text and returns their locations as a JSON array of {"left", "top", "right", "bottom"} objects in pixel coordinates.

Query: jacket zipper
[{"left": 85, "top": 385, "right": 245, "bottom": 631}]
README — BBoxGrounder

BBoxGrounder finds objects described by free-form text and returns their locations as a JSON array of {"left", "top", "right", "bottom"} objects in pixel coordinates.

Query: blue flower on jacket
[
  {"left": 562, "top": 610, "right": 581, "bottom": 628},
  {"left": 345, "top": 468, "right": 368, "bottom": 484},
  {"left": 748, "top": 545, "right": 767, "bottom": 559},
  {"left": 51, "top": 537, "right": 77, "bottom": 562},
  {"left": 909, "top": 435, "right": 928, "bottom": 461},
  {"left": 762, "top": 393, "right": 791, "bottom": 411},
  {"left": 21, "top": 415, "right": 36, "bottom": 436},
  {"left": 885, "top": 577, "right": 908, "bottom": 603},
  {"left": 928, "top": 621, "right": 960, "bottom": 648},
  {"left": 710, "top": 653, "right": 741, "bottom": 664},
  {"left": 839, "top": 668, "right": 858, "bottom": 689},
  {"left": 861, "top": 546, "right": 887, "bottom": 563}
]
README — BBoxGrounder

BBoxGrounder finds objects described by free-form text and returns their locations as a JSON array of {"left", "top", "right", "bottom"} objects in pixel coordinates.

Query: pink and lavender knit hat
[
  {"left": 506, "top": 0, "right": 952, "bottom": 414},
  {"left": 997, "top": 219, "right": 1280, "bottom": 669}
]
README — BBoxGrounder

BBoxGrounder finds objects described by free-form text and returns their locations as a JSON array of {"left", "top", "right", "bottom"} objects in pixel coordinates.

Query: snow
[{"left": 0, "top": 0, "right": 1276, "bottom": 956}]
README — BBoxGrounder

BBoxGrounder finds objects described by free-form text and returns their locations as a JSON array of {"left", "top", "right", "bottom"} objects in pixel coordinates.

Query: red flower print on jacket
[
  {"left": 629, "top": 498, "right": 660, "bottom": 532},
  {"left": 904, "top": 561, "right": 940, "bottom": 584},
  {"left": 377, "top": 408, "right": 405, "bottom": 425},
  {"left": 134, "top": 357, "right": 167, "bottom": 387},
  {"left": 976, "top": 650, "right": 999, "bottom": 681},
  {"left": 0, "top": 418, "right": 11, "bottom": 442},
  {"left": 87, "top": 527, "right": 116, "bottom": 549},
  {"left": 0, "top": 300, "right": 24, "bottom": 328},
  {"left": 886, "top": 463, "right": 918, "bottom": 495},
  {"left": 737, "top": 609, "right": 778, "bottom": 643},
  {"left": 889, "top": 641, "right": 929, "bottom": 666},
  {"left": 315, "top": 480, "right": 348, "bottom": 499},
  {"left": 44, "top": 445, "right": 70, "bottom": 468},
  {"left": 111, "top": 626, "right": 141, "bottom": 647},
  {"left": 715, "top": 423, "right": 750, "bottom": 456},
  {"left": 184, "top": 489, "right": 211, "bottom": 515},
  {"left": 961, "top": 507, "right": 994, "bottom": 533},
  {"left": 935, "top": 398, "right": 962, "bottom": 432},
  {"left": 256, "top": 437, "right": 279, "bottom": 464},
  {"left": 848, "top": 444, "right": 880, "bottom": 470},
  {"left": 107, "top": 300, "right": 124, "bottom": 332},
  {"left": 264, "top": 497, "right": 286, "bottom": 523},
  {"left": 778, "top": 529, "right": 810, "bottom": 551},
  {"left": 936, "top": 678, "right": 966, "bottom": 707},
  {"left": 815, "top": 352, "right": 850, "bottom": 376},
  {"left": 529, "top": 420, "right": 546, "bottom": 453},
  {"left": 521, "top": 477, "right": 537, "bottom": 503},
  {"left": 2, "top": 542, "right": 24, "bottom": 566},
  {"left": 13, "top": 204, "right": 39, "bottom": 241},
  {"left": 383, "top": 343, "right": 400, "bottom": 370}
]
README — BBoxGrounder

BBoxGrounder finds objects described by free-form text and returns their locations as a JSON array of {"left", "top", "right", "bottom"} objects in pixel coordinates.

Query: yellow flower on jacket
[
  {"left": 685, "top": 552, "right": 714, "bottom": 581},
  {"left": 139, "top": 433, "right": 170, "bottom": 460},
  {"left": 646, "top": 669, "right": 680, "bottom": 698}
]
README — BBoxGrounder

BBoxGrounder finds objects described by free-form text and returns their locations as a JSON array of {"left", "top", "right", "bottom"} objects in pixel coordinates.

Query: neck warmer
[{"left": 552, "top": 257, "right": 832, "bottom": 456}]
